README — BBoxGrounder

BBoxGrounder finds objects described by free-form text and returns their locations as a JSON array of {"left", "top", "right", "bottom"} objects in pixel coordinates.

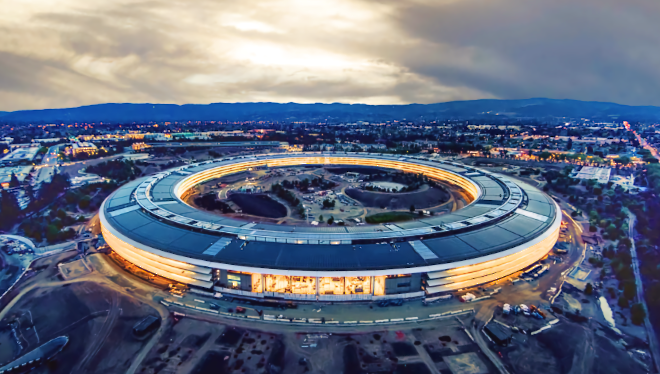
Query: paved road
[
  {"left": 628, "top": 124, "right": 660, "bottom": 161},
  {"left": 41, "top": 144, "right": 61, "bottom": 166},
  {"left": 628, "top": 213, "right": 660, "bottom": 372},
  {"left": 34, "top": 165, "right": 56, "bottom": 185},
  {"left": 33, "top": 241, "right": 77, "bottom": 256},
  {"left": 470, "top": 306, "right": 509, "bottom": 374}
]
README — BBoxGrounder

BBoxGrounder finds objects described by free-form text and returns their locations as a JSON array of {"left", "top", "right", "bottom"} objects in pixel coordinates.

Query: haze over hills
[{"left": 2, "top": 98, "right": 660, "bottom": 124}]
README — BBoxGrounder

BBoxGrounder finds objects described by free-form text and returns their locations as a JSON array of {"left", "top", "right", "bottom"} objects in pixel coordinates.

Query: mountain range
[{"left": 1, "top": 98, "right": 660, "bottom": 123}]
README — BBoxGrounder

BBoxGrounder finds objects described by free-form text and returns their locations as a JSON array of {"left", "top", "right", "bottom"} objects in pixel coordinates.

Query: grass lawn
[{"left": 365, "top": 212, "right": 417, "bottom": 224}]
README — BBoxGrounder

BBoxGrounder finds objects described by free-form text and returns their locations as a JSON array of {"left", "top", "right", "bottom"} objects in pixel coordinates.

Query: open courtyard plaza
[{"left": 187, "top": 164, "right": 464, "bottom": 226}]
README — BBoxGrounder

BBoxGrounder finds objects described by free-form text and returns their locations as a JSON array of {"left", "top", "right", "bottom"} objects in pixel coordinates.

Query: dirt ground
[
  {"left": 495, "top": 303, "right": 650, "bottom": 374},
  {"left": 135, "top": 314, "right": 498, "bottom": 374},
  {"left": 345, "top": 185, "right": 449, "bottom": 210},
  {"left": 0, "top": 252, "right": 21, "bottom": 296},
  {"left": 0, "top": 280, "right": 159, "bottom": 374},
  {"left": 182, "top": 165, "right": 468, "bottom": 225},
  {"left": 0, "top": 250, "right": 162, "bottom": 374}
]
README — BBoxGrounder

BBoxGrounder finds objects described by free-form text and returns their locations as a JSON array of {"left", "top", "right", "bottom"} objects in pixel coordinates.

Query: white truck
[
  {"left": 520, "top": 304, "right": 530, "bottom": 316},
  {"left": 461, "top": 293, "right": 476, "bottom": 302}
]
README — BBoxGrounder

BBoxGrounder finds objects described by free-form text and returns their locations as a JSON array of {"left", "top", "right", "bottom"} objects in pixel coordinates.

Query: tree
[
  {"left": 322, "top": 199, "right": 335, "bottom": 209},
  {"left": 615, "top": 156, "right": 631, "bottom": 165},
  {"left": 619, "top": 237, "right": 632, "bottom": 249},
  {"left": 9, "top": 173, "right": 19, "bottom": 188},
  {"left": 410, "top": 204, "right": 415, "bottom": 213},
  {"left": 618, "top": 296, "right": 629, "bottom": 308},
  {"left": 631, "top": 303, "right": 647, "bottom": 325},
  {"left": 319, "top": 214, "right": 324, "bottom": 223},
  {"left": 79, "top": 195, "right": 91, "bottom": 210},
  {"left": 56, "top": 208, "right": 67, "bottom": 219},
  {"left": 327, "top": 216, "right": 334, "bottom": 225},
  {"left": 623, "top": 281, "right": 636, "bottom": 300},
  {"left": 45, "top": 224, "right": 59, "bottom": 243},
  {"left": 0, "top": 189, "right": 21, "bottom": 229},
  {"left": 539, "top": 151, "right": 552, "bottom": 160},
  {"left": 585, "top": 283, "right": 593, "bottom": 295}
]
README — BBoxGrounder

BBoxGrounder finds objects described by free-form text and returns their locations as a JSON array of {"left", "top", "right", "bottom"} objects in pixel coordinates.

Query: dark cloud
[
  {"left": 380, "top": 0, "right": 660, "bottom": 105},
  {"left": 0, "top": 0, "right": 659, "bottom": 110}
]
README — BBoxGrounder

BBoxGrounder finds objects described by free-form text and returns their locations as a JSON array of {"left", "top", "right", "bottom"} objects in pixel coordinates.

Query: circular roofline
[
  {"left": 126, "top": 152, "right": 524, "bottom": 244},
  {"left": 99, "top": 199, "right": 561, "bottom": 277}
]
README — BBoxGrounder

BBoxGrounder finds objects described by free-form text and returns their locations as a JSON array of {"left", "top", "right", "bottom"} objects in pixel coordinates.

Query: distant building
[
  {"left": 123, "top": 153, "right": 151, "bottom": 161},
  {"left": 610, "top": 175, "right": 647, "bottom": 193},
  {"left": 32, "top": 138, "right": 61, "bottom": 144},
  {"left": 66, "top": 142, "right": 98, "bottom": 156},
  {"left": 0, "top": 147, "right": 40, "bottom": 165},
  {"left": 572, "top": 166, "right": 611, "bottom": 184},
  {"left": 9, "top": 143, "right": 36, "bottom": 150},
  {"left": 132, "top": 142, "right": 151, "bottom": 152},
  {"left": 0, "top": 166, "right": 33, "bottom": 188}
]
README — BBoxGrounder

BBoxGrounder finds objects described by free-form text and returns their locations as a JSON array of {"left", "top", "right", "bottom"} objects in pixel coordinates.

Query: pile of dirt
[
  {"left": 505, "top": 317, "right": 647, "bottom": 374},
  {"left": 217, "top": 171, "right": 257, "bottom": 184},
  {"left": 326, "top": 167, "right": 385, "bottom": 175},
  {"left": 229, "top": 194, "right": 287, "bottom": 218},
  {"left": 191, "top": 351, "right": 230, "bottom": 374},
  {"left": 345, "top": 186, "right": 449, "bottom": 210},
  {"left": 2, "top": 281, "right": 159, "bottom": 374}
]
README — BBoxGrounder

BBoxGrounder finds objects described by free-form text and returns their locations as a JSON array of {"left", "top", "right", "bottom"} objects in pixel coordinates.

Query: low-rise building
[
  {"left": 572, "top": 166, "right": 611, "bottom": 184},
  {"left": 0, "top": 165, "right": 33, "bottom": 188},
  {"left": 0, "top": 147, "right": 40, "bottom": 165},
  {"left": 66, "top": 142, "right": 98, "bottom": 156}
]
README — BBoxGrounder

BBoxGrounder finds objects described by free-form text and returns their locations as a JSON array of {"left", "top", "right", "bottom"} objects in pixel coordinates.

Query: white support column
[{"left": 371, "top": 276, "right": 375, "bottom": 296}]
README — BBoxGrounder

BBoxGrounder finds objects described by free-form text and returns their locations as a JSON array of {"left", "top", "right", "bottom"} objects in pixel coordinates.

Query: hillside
[{"left": 2, "top": 98, "right": 660, "bottom": 123}]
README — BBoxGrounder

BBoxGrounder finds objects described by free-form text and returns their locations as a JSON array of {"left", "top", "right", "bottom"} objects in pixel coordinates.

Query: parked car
[
  {"left": 503, "top": 304, "right": 511, "bottom": 315},
  {"left": 520, "top": 304, "right": 530, "bottom": 316}
]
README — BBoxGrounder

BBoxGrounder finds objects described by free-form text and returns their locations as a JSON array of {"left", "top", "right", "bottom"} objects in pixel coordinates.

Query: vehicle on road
[
  {"left": 522, "top": 264, "right": 543, "bottom": 278},
  {"left": 377, "top": 299, "right": 403, "bottom": 307},
  {"left": 424, "top": 294, "right": 452, "bottom": 305},
  {"left": 503, "top": 304, "right": 511, "bottom": 315},
  {"left": 208, "top": 302, "right": 220, "bottom": 310},
  {"left": 460, "top": 293, "right": 476, "bottom": 302},
  {"left": 534, "top": 264, "right": 550, "bottom": 278}
]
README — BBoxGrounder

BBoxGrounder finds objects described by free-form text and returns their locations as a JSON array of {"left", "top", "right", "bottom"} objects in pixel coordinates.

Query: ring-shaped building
[{"left": 100, "top": 152, "right": 560, "bottom": 301}]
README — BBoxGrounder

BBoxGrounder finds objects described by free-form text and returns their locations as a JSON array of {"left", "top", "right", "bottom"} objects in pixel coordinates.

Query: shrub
[
  {"left": 585, "top": 283, "right": 593, "bottom": 295},
  {"left": 631, "top": 303, "right": 647, "bottom": 325},
  {"left": 623, "top": 281, "right": 637, "bottom": 300}
]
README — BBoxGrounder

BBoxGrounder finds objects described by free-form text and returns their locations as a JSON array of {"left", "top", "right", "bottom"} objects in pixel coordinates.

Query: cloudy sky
[{"left": 1, "top": 0, "right": 659, "bottom": 111}]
